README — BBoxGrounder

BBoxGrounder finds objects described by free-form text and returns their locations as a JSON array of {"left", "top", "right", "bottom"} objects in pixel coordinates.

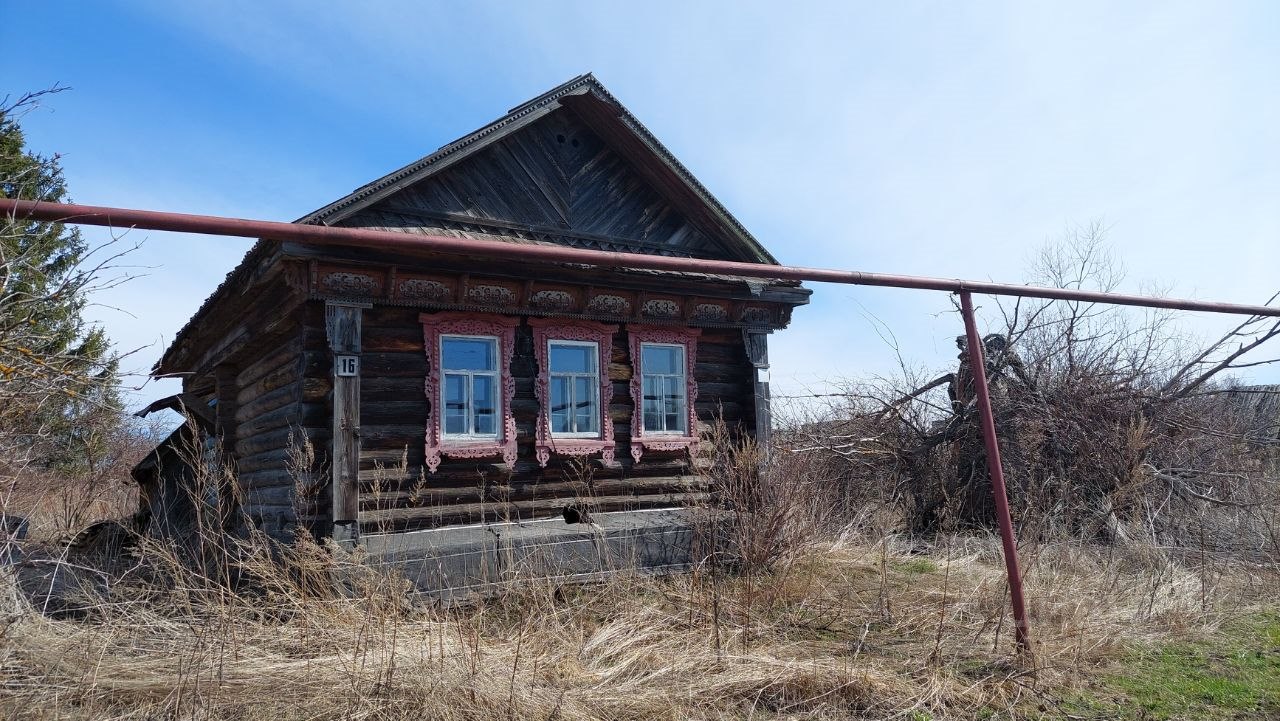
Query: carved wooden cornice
[{"left": 309, "top": 263, "right": 789, "bottom": 330}]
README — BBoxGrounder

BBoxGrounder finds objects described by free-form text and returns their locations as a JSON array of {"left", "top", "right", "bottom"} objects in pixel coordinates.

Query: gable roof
[
  {"left": 156, "top": 74, "right": 791, "bottom": 376},
  {"left": 297, "top": 73, "right": 778, "bottom": 264}
]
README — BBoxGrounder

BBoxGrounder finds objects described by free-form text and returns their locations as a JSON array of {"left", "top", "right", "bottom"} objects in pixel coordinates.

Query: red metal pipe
[
  {"left": 5, "top": 199, "right": 1280, "bottom": 317},
  {"left": 960, "top": 291, "right": 1032, "bottom": 654}
]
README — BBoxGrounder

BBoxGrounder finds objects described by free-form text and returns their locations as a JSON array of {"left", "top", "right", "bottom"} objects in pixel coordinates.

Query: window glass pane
[
  {"left": 473, "top": 375, "right": 495, "bottom": 435},
  {"left": 642, "top": 345, "right": 682, "bottom": 375},
  {"left": 642, "top": 375, "right": 662, "bottom": 431},
  {"left": 443, "top": 337, "right": 495, "bottom": 371},
  {"left": 444, "top": 374, "right": 467, "bottom": 435},
  {"left": 574, "top": 376, "right": 596, "bottom": 433},
  {"left": 550, "top": 376, "right": 570, "bottom": 433},
  {"left": 550, "top": 343, "right": 595, "bottom": 374},
  {"left": 665, "top": 375, "right": 685, "bottom": 432}
]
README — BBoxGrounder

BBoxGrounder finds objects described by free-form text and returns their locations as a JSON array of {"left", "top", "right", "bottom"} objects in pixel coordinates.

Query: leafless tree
[{"left": 783, "top": 224, "right": 1280, "bottom": 556}]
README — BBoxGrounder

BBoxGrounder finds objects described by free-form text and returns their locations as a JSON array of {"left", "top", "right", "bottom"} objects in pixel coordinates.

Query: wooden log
[
  {"left": 240, "top": 484, "right": 296, "bottom": 507},
  {"left": 360, "top": 424, "right": 437, "bottom": 449},
  {"left": 361, "top": 447, "right": 425, "bottom": 468},
  {"left": 362, "top": 326, "right": 425, "bottom": 353},
  {"left": 299, "top": 348, "right": 330, "bottom": 379},
  {"left": 234, "top": 338, "right": 303, "bottom": 389},
  {"left": 359, "top": 352, "right": 427, "bottom": 378},
  {"left": 237, "top": 400, "right": 326, "bottom": 438},
  {"left": 236, "top": 425, "right": 328, "bottom": 458},
  {"left": 237, "top": 469, "right": 299, "bottom": 490},
  {"left": 359, "top": 491, "right": 711, "bottom": 531},
  {"left": 356, "top": 453, "right": 699, "bottom": 486},
  {"left": 360, "top": 400, "right": 428, "bottom": 425},
  {"left": 302, "top": 377, "right": 331, "bottom": 402},
  {"left": 360, "top": 475, "right": 710, "bottom": 510},
  {"left": 234, "top": 384, "right": 299, "bottom": 424},
  {"left": 236, "top": 363, "right": 299, "bottom": 406}
]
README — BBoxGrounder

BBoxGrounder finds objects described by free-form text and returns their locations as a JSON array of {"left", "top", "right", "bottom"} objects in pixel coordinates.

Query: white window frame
[
  {"left": 547, "top": 339, "right": 602, "bottom": 439},
  {"left": 640, "top": 341, "right": 689, "bottom": 436},
  {"left": 440, "top": 334, "right": 501, "bottom": 441}
]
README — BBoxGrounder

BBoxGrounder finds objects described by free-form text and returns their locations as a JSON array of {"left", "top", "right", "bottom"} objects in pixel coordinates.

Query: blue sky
[{"left": 5, "top": 1, "right": 1278, "bottom": 409}]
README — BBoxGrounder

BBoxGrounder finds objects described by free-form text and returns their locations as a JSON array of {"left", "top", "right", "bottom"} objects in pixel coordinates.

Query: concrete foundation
[{"left": 360, "top": 508, "right": 726, "bottom": 598}]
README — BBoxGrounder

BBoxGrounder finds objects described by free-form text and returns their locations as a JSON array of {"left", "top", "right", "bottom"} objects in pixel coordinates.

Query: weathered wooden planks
[
  {"left": 378, "top": 109, "right": 727, "bottom": 260},
  {"left": 347, "top": 306, "right": 754, "bottom": 530}
]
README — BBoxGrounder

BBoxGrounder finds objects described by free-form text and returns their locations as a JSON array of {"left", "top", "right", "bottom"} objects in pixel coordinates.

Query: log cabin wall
[
  {"left": 218, "top": 307, "right": 318, "bottom": 541},
  {"left": 294, "top": 301, "right": 756, "bottom": 536}
]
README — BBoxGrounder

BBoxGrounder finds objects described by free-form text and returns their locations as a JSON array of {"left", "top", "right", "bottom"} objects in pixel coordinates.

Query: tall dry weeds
[{"left": 3, "top": 518, "right": 1274, "bottom": 720}]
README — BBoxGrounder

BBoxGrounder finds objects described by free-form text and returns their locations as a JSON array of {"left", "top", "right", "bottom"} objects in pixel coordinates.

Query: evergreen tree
[{"left": 0, "top": 90, "right": 121, "bottom": 473}]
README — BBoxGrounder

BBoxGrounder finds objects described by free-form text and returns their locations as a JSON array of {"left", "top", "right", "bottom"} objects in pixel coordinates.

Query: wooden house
[{"left": 133, "top": 75, "right": 809, "bottom": 566}]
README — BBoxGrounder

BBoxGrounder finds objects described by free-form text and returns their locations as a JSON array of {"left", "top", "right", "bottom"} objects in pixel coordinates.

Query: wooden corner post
[{"left": 325, "top": 300, "right": 371, "bottom": 545}]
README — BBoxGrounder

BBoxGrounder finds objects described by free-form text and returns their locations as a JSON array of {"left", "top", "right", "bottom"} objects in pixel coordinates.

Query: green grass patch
[
  {"left": 892, "top": 557, "right": 939, "bottom": 575},
  {"left": 1066, "top": 612, "right": 1280, "bottom": 720}
]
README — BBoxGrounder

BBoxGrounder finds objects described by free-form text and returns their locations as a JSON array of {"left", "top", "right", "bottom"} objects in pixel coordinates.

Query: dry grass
[
  {"left": 2, "top": 526, "right": 1274, "bottom": 720},
  {"left": 2, "top": 474, "right": 137, "bottom": 540}
]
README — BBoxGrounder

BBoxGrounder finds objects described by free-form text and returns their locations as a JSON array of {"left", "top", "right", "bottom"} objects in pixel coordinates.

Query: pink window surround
[
  {"left": 419, "top": 312, "right": 519, "bottom": 474},
  {"left": 529, "top": 318, "right": 618, "bottom": 467},
  {"left": 628, "top": 325, "right": 701, "bottom": 463}
]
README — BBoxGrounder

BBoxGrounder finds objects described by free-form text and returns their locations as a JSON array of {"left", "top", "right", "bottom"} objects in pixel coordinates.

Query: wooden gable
[
  {"left": 301, "top": 74, "right": 778, "bottom": 264},
  {"left": 343, "top": 110, "right": 734, "bottom": 259}
]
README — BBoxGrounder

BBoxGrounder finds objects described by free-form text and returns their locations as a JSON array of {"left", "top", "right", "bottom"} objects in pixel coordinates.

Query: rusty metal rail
[
  {"left": 6, "top": 197, "right": 1279, "bottom": 657},
  {"left": 7, "top": 199, "right": 1280, "bottom": 317}
]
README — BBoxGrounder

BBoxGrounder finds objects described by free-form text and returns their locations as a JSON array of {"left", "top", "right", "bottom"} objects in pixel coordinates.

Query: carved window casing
[
  {"left": 420, "top": 312, "right": 519, "bottom": 473},
  {"left": 628, "top": 326, "right": 700, "bottom": 463},
  {"left": 529, "top": 318, "right": 617, "bottom": 467}
]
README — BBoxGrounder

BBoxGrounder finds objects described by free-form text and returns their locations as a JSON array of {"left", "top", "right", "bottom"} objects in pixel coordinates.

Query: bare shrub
[{"left": 784, "top": 225, "right": 1280, "bottom": 557}]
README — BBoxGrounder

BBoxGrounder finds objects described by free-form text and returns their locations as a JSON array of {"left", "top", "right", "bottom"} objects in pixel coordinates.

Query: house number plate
[{"left": 335, "top": 355, "right": 359, "bottom": 377}]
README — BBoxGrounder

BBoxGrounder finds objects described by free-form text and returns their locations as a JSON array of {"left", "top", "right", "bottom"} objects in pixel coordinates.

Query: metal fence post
[{"left": 959, "top": 291, "right": 1033, "bottom": 654}]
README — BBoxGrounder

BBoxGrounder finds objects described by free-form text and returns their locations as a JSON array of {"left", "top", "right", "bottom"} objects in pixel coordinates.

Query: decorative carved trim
[
  {"left": 742, "top": 329, "right": 770, "bottom": 367},
  {"left": 642, "top": 298, "right": 682, "bottom": 319},
  {"left": 467, "top": 284, "right": 517, "bottom": 307},
  {"left": 586, "top": 293, "right": 631, "bottom": 316},
  {"left": 627, "top": 325, "right": 701, "bottom": 463},
  {"left": 739, "top": 306, "right": 773, "bottom": 325},
  {"left": 692, "top": 303, "right": 728, "bottom": 322},
  {"left": 529, "top": 289, "right": 575, "bottom": 312},
  {"left": 419, "top": 312, "right": 520, "bottom": 473},
  {"left": 399, "top": 278, "right": 452, "bottom": 301},
  {"left": 529, "top": 318, "right": 618, "bottom": 467},
  {"left": 322, "top": 272, "right": 377, "bottom": 297}
]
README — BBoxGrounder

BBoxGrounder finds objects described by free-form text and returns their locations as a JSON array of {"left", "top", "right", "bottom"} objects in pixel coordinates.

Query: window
[
  {"left": 441, "top": 335, "right": 499, "bottom": 438},
  {"left": 627, "top": 326, "right": 700, "bottom": 463},
  {"left": 419, "top": 313, "right": 519, "bottom": 474},
  {"left": 640, "top": 343, "right": 687, "bottom": 434},
  {"left": 548, "top": 340, "right": 599, "bottom": 436},
  {"left": 529, "top": 318, "right": 617, "bottom": 467}
]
